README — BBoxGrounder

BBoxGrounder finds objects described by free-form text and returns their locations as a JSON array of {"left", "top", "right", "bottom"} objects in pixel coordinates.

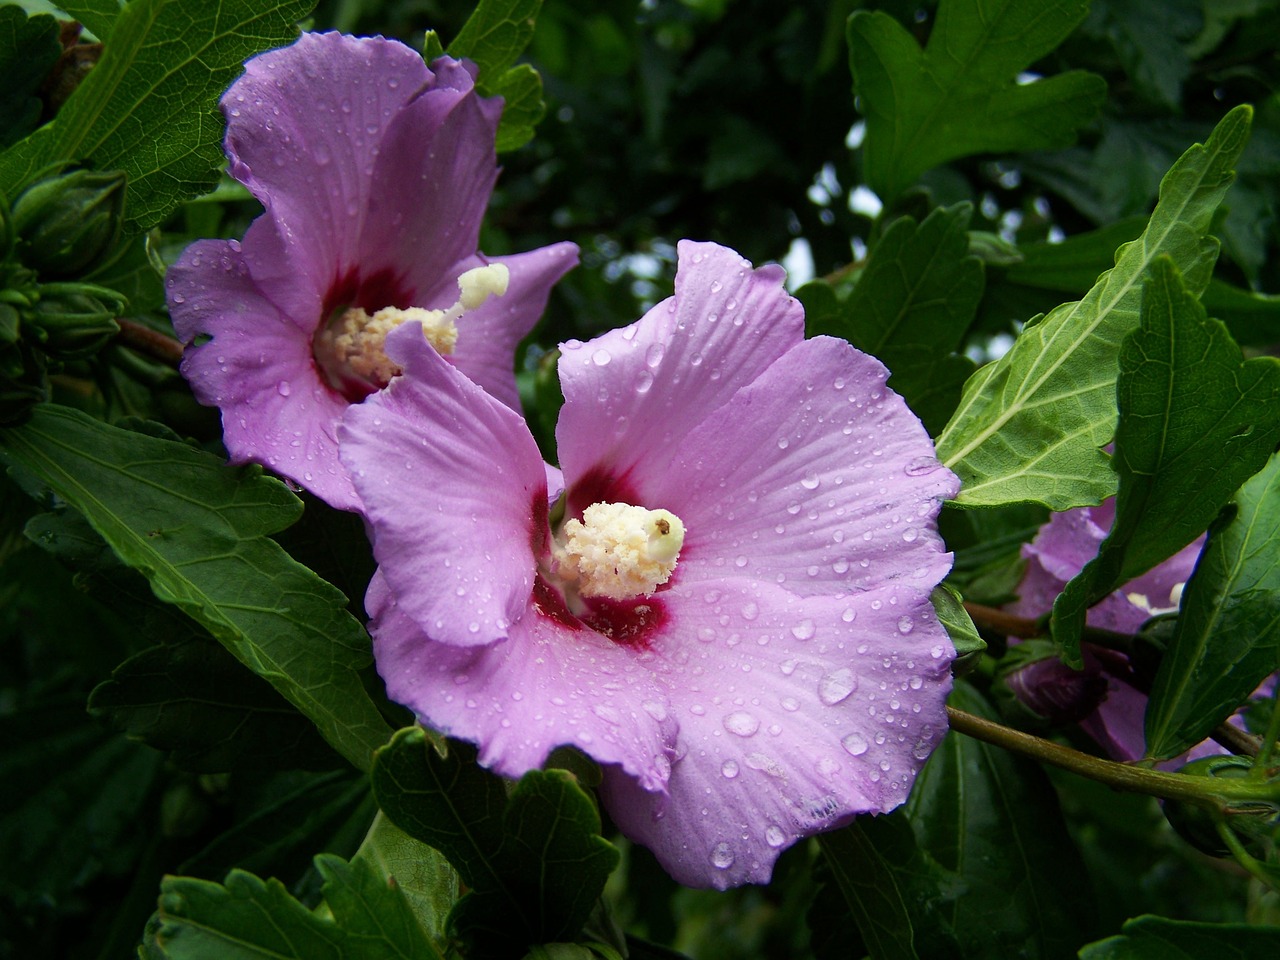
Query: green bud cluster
[{"left": 0, "top": 167, "right": 129, "bottom": 423}]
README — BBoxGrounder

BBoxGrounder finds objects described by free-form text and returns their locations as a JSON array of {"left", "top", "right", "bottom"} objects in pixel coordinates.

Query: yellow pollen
[
  {"left": 317, "top": 263, "right": 510, "bottom": 384},
  {"left": 555, "top": 502, "right": 686, "bottom": 600}
]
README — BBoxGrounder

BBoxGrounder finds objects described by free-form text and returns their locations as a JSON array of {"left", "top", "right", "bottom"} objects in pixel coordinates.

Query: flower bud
[
  {"left": 996, "top": 640, "right": 1109, "bottom": 728},
  {"left": 25, "top": 289, "right": 120, "bottom": 359},
  {"left": 11, "top": 169, "right": 126, "bottom": 278}
]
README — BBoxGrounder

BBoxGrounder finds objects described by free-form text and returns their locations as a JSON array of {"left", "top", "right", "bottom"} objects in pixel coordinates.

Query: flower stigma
[
  {"left": 552, "top": 502, "right": 686, "bottom": 601},
  {"left": 314, "top": 263, "right": 509, "bottom": 392}
]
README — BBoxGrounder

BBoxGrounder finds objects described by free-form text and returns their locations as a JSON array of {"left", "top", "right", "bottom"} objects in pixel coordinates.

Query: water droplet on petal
[
  {"left": 842, "top": 732, "right": 869, "bottom": 756},
  {"left": 902, "top": 527, "right": 919, "bottom": 543},
  {"left": 904, "top": 456, "right": 941, "bottom": 476},
  {"left": 710, "top": 842, "right": 735, "bottom": 869},
  {"left": 818, "top": 668, "right": 857, "bottom": 705},
  {"left": 765, "top": 824, "right": 786, "bottom": 848},
  {"left": 801, "top": 472, "right": 820, "bottom": 490},
  {"left": 897, "top": 615, "right": 914, "bottom": 634},
  {"left": 724, "top": 711, "right": 760, "bottom": 737},
  {"left": 635, "top": 370, "right": 654, "bottom": 394},
  {"left": 645, "top": 343, "right": 665, "bottom": 368},
  {"left": 721, "top": 759, "right": 739, "bottom": 779},
  {"left": 791, "top": 619, "right": 816, "bottom": 641},
  {"left": 277, "top": 380, "right": 291, "bottom": 396},
  {"left": 592, "top": 348, "right": 612, "bottom": 366}
]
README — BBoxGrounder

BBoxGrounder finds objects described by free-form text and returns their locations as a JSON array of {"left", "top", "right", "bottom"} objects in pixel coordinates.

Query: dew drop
[
  {"left": 592, "top": 348, "right": 612, "bottom": 366},
  {"left": 904, "top": 456, "right": 941, "bottom": 476},
  {"left": 842, "top": 732, "right": 869, "bottom": 756},
  {"left": 765, "top": 824, "right": 786, "bottom": 848},
  {"left": 645, "top": 343, "right": 665, "bottom": 368},
  {"left": 800, "top": 472, "right": 820, "bottom": 490},
  {"left": 818, "top": 668, "right": 857, "bottom": 705},
  {"left": 721, "top": 759, "right": 740, "bottom": 779},
  {"left": 902, "top": 527, "right": 919, "bottom": 543},
  {"left": 635, "top": 369, "right": 654, "bottom": 393},
  {"left": 741, "top": 602, "right": 759, "bottom": 621},
  {"left": 277, "top": 380, "right": 291, "bottom": 396},
  {"left": 723, "top": 711, "right": 760, "bottom": 737},
  {"left": 897, "top": 615, "right": 914, "bottom": 634},
  {"left": 791, "top": 619, "right": 816, "bottom": 641},
  {"left": 710, "top": 842, "right": 735, "bottom": 870},
  {"left": 777, "top": 437, "right": 790, "bottom": 450}
]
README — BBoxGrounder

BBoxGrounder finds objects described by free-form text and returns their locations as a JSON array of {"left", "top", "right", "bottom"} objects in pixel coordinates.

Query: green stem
[
  {"left": 1215, "top": 819, "right": 1280, "bottom": 894},
  {"left": 946, "top": 706, "right": 1280, "bottom": 806}
]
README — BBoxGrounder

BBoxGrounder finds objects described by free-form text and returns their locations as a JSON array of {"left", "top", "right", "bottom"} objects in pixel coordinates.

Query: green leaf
[
  {"left": 0, "top": 0, "right": 316, "bottom": 230},
  {"left": 1078, "top": 914, "right": 1280, "bottom": 959},
  {"left": 812, "top": 204, "right": 981, "bottom": 434},
  {"left": 1144, "top": 453, "right": 1280, "bottom": 759},
  {"left": 823, "top": 683, "right": 1095, "bottom": 959},
  {"left": 447, "top": 0, "right": 546, "bottom": 152},
  {"left": 148, "top": 853, "right": 446, "bottom": 960},
  {"left": 372, "top": 728, "right": 621, "bottom": 955},
  {"left": 936, "top": 105, "right": 1253, "bottom": 509},
  {"left": 88, "top": 638, "right": 345, "bottom": 773},
  {"left": 848, "top": 0, "right": 1106, "bottom": 202},
  {"left": 0, "top": 7, "right": 60, "bottom": 150},
  {"left": 816, "top": 817, "right": 927, "bottom": 960},
  {"left": 932, "top": 583, "right": 985, "bottom": 660},
  {"left": 0, "top": 405, "right": 392, "bottom": 771},
  {"left": 59, "top": 0, "right": 122, "bottom": 42},
  {"left": 351, "top": 813, "right": 459, "bottom": 946},
  {"left": 1050, "top": 258, "right": 1280, "bottom": 664}
]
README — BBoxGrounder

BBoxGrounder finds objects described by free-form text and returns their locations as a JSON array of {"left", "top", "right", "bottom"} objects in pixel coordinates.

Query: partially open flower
[
  {"left": 342, "top": 240, "right": 959, "bottom": 888},
  {"left": 1007, "top": 500, "right": 1205, "bottom": 759},
  {"left": 166, "top": 33, "right": 577, "bottom": 511}
]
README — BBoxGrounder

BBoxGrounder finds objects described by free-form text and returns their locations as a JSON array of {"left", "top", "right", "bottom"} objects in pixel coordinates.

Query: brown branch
[
  {"left": 964, "top": 601, "right": 1040, "bottom": 637},
  {"left": 115, "top": 317, "right": 183, "bottom": 367}
]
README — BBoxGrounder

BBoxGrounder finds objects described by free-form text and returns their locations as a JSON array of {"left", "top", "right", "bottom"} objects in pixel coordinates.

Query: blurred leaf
[
  {"left": 848, "top": 0, "right": 1106, "bottom": 202},
  {"left": 804, "top": 204, "right": 981, "bottom": 433},
  {"left": 1050, "top": 258, "right": 1280, "bottom": 664},
  {"left": 0, "top": 405, "right": 393, "bottom": 771},
  {"left": 89, "top": 638, "right": 345, "bottom": 773},
  {"left": 0, "top": 7, "right": 60, "bottom": 150},
  {"left": 1145, "top": 452, "right": 1280, "bottom": 759},
  {"left": 936, "top": 105, "right": 1252, "bottom": 509},
  {"left": 177, "top": 771, "right": 369, "bottom": 883},
  {"left": 0, "top": 0, "right": 316, "bottom": 230},
  {"left": 372, "top": 728, "right": 620, "bottom": 955},
  {"left": 1086, "top": 0, "right": 1200, "bottom": 109},
  {"left": 147, "top": 853, "right": 446, "bottom": 959},
  {"left": 0, "top": 700, "right": 163, "bottom": 910},
  {"left": 1078, "top": 914, "right": 1280, "bottom": 958},
  {"left": 447, "top": 0, "right": 546, "bottom": 152}
]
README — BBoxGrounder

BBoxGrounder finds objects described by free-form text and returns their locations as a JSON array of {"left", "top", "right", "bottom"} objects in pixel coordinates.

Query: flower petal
[
  {"left": 600, "top": 577, "right": 952, "bottom": 888},
  {"left": 556, "top": 240, "right": 804, "bottom": 507},
  {"left": 341, "top": 324, "right": 548, "bottom": 646},
  {"left": 223, "top": 32, "right": 433, "bottom": 289},
  {"left": 448, "top": 243, "right": 580, "bottom": 410},
  {"left": 167, "top": 235, "right": 359, "bottom": 510},
  {"left": 367, "top": 571, "right": 677, "bottom": 789},
  {"left": 647, "top": 336, "right": 958, "bottom": 595},
  {"left": 362, "top": 59, "right": 503, "bottom": 296}
]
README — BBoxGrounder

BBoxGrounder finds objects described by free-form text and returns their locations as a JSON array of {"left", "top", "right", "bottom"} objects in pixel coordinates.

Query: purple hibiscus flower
[
  {"left": 166, "top": 32, "right": 578, "bottom": 511},
  {"left": 341, "top": 240, "right": 959, "bottom": 888},
  {"left": 1007, "top": 500, "right": 1205, "bottom": 760}
]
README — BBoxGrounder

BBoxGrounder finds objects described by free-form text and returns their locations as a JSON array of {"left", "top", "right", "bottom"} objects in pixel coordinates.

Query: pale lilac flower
[
  {"left": 342, "top": 241, "right": 959, "bottom": 888},
  {"left": 1007, "top": 501, "right": 1205, "bottom": 759},
  {"left": 166, "top": 32, "right": 577, "bottom": 511}
]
